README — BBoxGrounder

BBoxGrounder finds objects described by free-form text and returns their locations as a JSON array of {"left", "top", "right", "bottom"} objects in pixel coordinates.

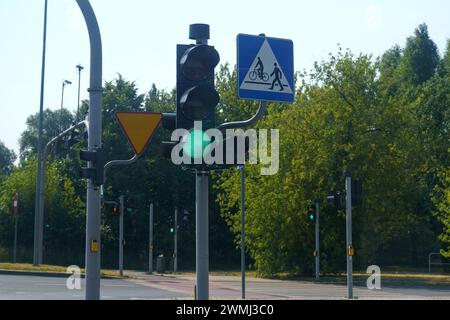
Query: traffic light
[
  {"left": 170, "top": 227, "right": 174, "bottom": 233},
  {"left": 327, "top": 192, "right": 344, "bottom": 209},
  {"left": 79, "top": 148, "right": 104, "bottom": 186},
  {"left": 112, "top": 206, "right": 118, "bottom": 214},
  {"left": 308, "top": 204, "right": 315, "bottom": 221},
  {"left": 175, "top": 24, "right": 220, "bottom": 165}
]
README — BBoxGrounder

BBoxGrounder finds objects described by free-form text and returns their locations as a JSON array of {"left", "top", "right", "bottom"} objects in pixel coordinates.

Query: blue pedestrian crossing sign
[{"left": 237, "top": 34, "right": 294, "bottom": 103}]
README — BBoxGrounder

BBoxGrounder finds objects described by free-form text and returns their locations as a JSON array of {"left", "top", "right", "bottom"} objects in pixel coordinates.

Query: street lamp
[
  {"left": 76, "top": 64, "right": 84, "bottom": 122},
  {"left": 60, "top": 79, "right": 72, "bottom": 131},
  {"left": 33, "top": 0, "right": 48, "bottom": 266},
  {"left": 61, "top": 79, "right": 72, "bottom": 112}
]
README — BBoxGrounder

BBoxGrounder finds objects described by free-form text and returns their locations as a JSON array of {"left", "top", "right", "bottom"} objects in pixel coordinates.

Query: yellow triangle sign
[{"left": 115, "top": 112, "right": 162, "bottom": 155}]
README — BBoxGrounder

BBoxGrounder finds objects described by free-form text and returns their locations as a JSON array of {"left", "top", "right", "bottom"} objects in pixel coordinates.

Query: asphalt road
[
  {"left": 0, "top": 273, "right": 450, "bottom": 300},
  {"left": 0, "top": 274, "right": 190, "bottom": 300}
]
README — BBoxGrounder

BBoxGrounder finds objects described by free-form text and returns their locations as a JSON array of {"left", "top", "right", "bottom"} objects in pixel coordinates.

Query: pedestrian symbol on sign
[{"left": 269, "top": 63, "right": 283, "bottom": 91}]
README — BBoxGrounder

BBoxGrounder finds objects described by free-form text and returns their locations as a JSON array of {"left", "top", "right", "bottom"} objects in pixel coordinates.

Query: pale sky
[{"left": 1, "top": 0, "right": 450, "bottom": 156}]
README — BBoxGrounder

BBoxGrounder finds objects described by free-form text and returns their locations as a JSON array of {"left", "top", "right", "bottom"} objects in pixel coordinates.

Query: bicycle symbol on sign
[{"left": 249, "top": 57, "right": 270, "bottom": 82}]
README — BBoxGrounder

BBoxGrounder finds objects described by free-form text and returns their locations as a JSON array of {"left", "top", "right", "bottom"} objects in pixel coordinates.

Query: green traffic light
[
  {"left": 182, "top": 129, "right": 211, "bottom": 160},
  {"left": 127, "top": 208, "right": 133, "bottom": 213},
  {"left": 170, "top": 227, "right": 174, "bottom": 233},
  {"left": 309, "top": 214, "right": 314, "bottom": 221}
]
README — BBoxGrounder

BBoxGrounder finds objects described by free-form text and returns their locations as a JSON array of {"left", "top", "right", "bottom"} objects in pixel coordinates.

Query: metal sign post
[
  {"left": 174, "top": 208, "right": 178, "bottom": 273},
  {"left": 345, "top": 173, "right": 353, "bottom": 299},
  {"left": 13, "top": 192, "right": 19, "bottom": 263},
  {"left": 149, "top": 203, "right": 154, "bottom": 273},
  {"left": 240, "top": 166, "right": 246, "bottom": 299},
  {"left": 119, "top": 195, "right": 124, "bottom": 276},
  {"left": 315, "top": 202, "right": 320, "bottom": 280}
]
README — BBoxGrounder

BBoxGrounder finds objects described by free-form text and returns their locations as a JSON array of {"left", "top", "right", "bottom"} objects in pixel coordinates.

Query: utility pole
[
  {"left": 76, "top": 0, "right": 103, "bottom": 300},
  {"left": 315, "top": 202, "right": 320, "bottom": 280},
  {"left": 13, "top": 192, "right": 19, "bottom": 263},
  {"left": 119, "top": 195, "right": 124, "bottom": 277},
  {"left": 34, "top": 0, "right": 48, "bottom": 267},
  {"left": 149, "top": 203, "right": 154, "bottom": 273},
  {"left": 174, "top": 208, "right": 178, "bottom": 273},
  {"left": 240, "top": 165, "right": 246, "bottom": 299},
  {"left": 345, "top": 172, "right": 353, "bottom": 299},
  {"left": 196, "top": 171, "right": 209, "bottom": 300}
]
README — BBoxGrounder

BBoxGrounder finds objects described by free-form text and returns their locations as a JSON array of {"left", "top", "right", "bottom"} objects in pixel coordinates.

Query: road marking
[{"left": 103, "top": 284, "right": 135, "bottom": 287}]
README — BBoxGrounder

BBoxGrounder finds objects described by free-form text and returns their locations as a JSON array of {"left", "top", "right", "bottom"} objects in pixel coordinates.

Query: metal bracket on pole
[
  {"left": 103, "top": 154, "right": 140, "bottom": 178},
  {"left": 216, "top": 100, "right": 268, "bottom": 131},
  {"left": 101, "top": 154, "right": 140, "bottom": 198}
]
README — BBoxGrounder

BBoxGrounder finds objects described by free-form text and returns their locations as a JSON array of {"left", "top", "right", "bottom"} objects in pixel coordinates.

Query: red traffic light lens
[{"left": 181, "top": 45, "right": 220, "bottom": 81}]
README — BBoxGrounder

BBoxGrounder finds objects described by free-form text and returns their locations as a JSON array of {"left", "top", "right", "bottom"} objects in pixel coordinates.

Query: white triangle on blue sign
[{"left": 240, "top": 40, "right": 293, "bottom": 94}]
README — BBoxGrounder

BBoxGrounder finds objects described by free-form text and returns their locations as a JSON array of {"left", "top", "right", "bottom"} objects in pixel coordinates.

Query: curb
[{"left": 0, "top": 269, "right": 121, "bottom": 279}]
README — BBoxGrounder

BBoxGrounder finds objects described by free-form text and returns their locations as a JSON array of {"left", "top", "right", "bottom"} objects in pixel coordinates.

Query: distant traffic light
[
  {"left": 327, "top": 192, "right": 344, "bottom": 209},
  {"left": 127, "top": 207, "right": 133, "bottom": 214},
  {"left": 308, "top": 204, "right": 315, "bottom": 221},
  {"left": 170, "top": 227, "right": 174, "bottom": 233},
  {"left": 79, "top": 148, "right": 104, "bottom": 186},
  {"left": 112, "top": 206, "right": 118, "bottom": 214}
]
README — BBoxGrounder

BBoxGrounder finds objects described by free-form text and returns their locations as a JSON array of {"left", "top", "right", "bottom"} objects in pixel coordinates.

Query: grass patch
[
  {"left": 174, "top": 269, "right": 450, "bottom": 288},
  {"left": 269, "top": 271, "right": 450, "bottom": 288},
  {"left": 0, "top": 263, "right": 125, "bottom": 278}
]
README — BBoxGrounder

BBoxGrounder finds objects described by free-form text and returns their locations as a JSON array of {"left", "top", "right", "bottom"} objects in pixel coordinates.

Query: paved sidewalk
[{"left": 122, "top": 271, "right": 450, "bottom": 300}]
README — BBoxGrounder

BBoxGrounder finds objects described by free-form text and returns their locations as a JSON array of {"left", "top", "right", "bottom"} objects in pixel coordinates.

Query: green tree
[
  {"left": 19, "top": 109, "right": 74, "bottom": 163},
  {"left": 443, "top": 40, "right": 450, "bottom": 75},
  {"left": 0, "top": 158, "right": 84, "bottom": 264},
  {"left": 400, "top": 23, "right": 439, "bottom": 86},
  {"left": 0, "top": 141, "right": 16, "bottom": 176}
]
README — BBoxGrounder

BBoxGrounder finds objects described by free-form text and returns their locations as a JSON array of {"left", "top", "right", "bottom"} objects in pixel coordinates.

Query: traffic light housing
[
  {"left": 308, "top": 204, "right": 315, "bottom": 221},
  {"left": 112, "top": 206, "right": 118, "bottom": 214},
  {"left": 79, "top": 148, "right": 104, "bottom": 187},
  {"left": 169, "top": 24, "right": 220, "bottom": 166},
  {"left": 327, "top": 192, "right": 344, "bottom": 209}
]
